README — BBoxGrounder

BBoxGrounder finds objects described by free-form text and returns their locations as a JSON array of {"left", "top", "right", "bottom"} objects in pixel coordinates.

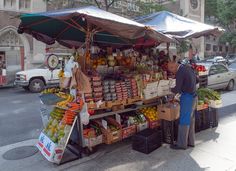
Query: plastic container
[
  {"left": 132, "top": 129, "right": 162, "bottom": 154},
  {"left": 161, "top": 119, "right": 179, "bottom": 144}
]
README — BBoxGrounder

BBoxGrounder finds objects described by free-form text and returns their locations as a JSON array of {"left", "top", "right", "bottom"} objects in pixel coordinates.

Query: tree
[
  {"left": 205, "top": 0, "right": 218, "bottom": 19},
  {"left": 205, "top": 0, "right": 236, "bottom": 51},
  {"left": 92, "top": 0, "right": 116, "bottom": 11},
  {"left": 217, "top": 0, "right": 236, "bottom": 50},
  {"left": 136, "top": 1, "right": 166, "bottom": 15}
]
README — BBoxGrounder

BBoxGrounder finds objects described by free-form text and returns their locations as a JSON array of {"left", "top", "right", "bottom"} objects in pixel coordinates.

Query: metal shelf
[{"left": 89, "top": 102, "right": 159, "bottom": 120}]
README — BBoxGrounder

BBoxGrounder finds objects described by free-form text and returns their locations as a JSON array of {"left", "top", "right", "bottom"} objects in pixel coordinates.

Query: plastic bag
[{"left": 80, "top": 102, "right": 90, "bottom": 125}]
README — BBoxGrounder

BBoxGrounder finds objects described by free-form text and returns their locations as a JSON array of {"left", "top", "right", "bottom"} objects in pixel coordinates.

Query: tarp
[
  {"left": 135, "top": 11, "right": 224, "bottom": 40},
  {"left": 18, "top": 6, "right": 174, "bottom": 48}
]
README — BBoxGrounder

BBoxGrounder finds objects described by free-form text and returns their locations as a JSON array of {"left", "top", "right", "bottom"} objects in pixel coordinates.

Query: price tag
[
  {"left": 115, "top": 114, "right": 121, "bottom": 124},
  {"left": 102, "top": 119, "right": 108, "bottom": 129}
]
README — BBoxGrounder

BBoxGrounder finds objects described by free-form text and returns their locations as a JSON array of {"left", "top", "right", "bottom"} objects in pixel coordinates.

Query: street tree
[{"left": 216, "top": 0, "right": 236, "bottom": 51}]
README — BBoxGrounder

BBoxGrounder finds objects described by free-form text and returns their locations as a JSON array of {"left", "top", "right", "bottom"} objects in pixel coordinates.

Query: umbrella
[
  {"left": 18, "top": 6, "right": 175, "bottom": 70},
  {"left": 18, "top": 6, "right": 174, "bottom": 48},
  {"left": 135, "top": 11, "right": 224, "bottom": 40}
]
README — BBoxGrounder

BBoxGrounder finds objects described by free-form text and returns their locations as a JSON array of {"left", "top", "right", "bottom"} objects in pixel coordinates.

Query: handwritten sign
[{"left": 36, "top": 132, "right": 63, "bottom": 163}]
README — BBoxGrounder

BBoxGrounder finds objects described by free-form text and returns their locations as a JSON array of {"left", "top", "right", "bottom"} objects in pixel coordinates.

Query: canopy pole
[
  {"left": 166, "top": 42, "right": 170, "bottom": 59},
  {"left": 80, "top": 24, "right": 92, "bottom": 73}
]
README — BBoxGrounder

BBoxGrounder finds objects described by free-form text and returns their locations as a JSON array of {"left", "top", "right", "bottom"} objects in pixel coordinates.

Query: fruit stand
[{"left": 17, "top": 6, "right": 223, "bottom": 165}]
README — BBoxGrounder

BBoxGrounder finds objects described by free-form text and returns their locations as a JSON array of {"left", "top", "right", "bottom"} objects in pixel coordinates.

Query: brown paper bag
[
  {"left": 60, "top": 77, "right": 71, "bottom": 89},
  {"left": 75, "top": 69, "right": 92, "bottom": 93}
]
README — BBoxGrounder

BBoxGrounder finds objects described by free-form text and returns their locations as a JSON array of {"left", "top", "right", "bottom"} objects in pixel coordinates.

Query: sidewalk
[{"left": 1, "top": 103, "right": 236, "bottom": 171}]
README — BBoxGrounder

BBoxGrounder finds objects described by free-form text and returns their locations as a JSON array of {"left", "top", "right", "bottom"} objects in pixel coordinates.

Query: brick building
[{"left": 0, "top": 0, "right": 46, "bottom": 76}]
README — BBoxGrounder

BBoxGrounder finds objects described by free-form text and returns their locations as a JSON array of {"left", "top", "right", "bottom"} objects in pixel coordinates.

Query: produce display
[
  {"left": 44, "top": 117, "right": 71, "bottom": 144},
  {"left": 197, "top": 88, "right": 221, "bottom": 105},
  {"left": 139, "top": 107, "right": 158, "bottom": 121},
  {"left": 42, "top": 92, "right": 84, "bottom": 144},
  {"left": 42, "top": 87, "right": 61, "bottom": 94},
  {"left": 56, "top": 93, "right": 74, "bottom": 108}
]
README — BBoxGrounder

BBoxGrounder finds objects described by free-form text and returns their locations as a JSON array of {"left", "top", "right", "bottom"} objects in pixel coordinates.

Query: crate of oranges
[{"left": 138, "top": 106, "right": 160, "bottom": 129}]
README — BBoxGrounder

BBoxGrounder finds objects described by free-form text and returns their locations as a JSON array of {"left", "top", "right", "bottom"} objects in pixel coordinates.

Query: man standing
[{"left": 167, "top": 61, "right": 197, "bottom": 150}]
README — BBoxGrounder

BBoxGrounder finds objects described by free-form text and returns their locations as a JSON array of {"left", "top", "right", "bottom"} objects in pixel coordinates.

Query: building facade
[{"left": 0, "top": 0, "right": 46, "bottom": 79}]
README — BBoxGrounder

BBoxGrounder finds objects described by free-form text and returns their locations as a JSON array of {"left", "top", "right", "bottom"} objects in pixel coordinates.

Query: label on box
[{"left": 102, "top": 119, "right": 108, "bottom": 129}]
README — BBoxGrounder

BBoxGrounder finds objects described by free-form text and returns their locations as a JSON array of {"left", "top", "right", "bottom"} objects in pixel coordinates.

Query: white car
[
  {"left": 199, "top": 63, "right": 236, "bottom": 91},
  {"left": 206, "top": 56, "right": 228, "bottom": 66},
  {"left": 15, "top": 64, "right": 60, "bottom": 93}
]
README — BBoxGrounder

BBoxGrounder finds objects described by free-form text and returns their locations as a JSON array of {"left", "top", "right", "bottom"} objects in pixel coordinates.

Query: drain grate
[{"left": 3, "top": 146, "right": 38, "bottom": 160}]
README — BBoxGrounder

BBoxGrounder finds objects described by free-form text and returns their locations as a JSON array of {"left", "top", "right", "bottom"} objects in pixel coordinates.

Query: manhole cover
[{"left": 3, "top": 146, "right": 38, "bottom": 160}]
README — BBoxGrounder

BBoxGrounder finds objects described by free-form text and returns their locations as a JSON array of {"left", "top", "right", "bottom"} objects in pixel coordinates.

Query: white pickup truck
[{"left": 14, "top": 64, "right": 60, "bottom": 93}]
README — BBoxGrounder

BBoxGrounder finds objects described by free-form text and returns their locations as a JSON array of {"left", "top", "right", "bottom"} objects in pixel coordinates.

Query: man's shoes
[
  {"left": 170, "top": 144, "right": 186, "bottom": 150},
  {"left": 188, "top": 144, "right": 195, "bottom": 147}
]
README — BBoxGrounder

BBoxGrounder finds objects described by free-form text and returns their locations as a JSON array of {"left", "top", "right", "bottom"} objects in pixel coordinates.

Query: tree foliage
[
  {"left": 136, "top": 1, "right": 166, "bottom": 15},
  {"left": 205, "top": 0, "right": 236, "bottom": 49},
  {"left": 205, "top": 0, "right": 218, "bottom": 18}
]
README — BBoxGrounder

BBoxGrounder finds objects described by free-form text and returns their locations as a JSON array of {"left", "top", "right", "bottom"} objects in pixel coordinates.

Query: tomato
[{"left": 88, "top": 109, "right": 95, "bottom": 115}]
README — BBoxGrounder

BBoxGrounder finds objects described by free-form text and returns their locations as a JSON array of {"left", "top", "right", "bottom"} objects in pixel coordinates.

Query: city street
[{"left": 0, "top": 87, "right": 42, "bottom": 147}]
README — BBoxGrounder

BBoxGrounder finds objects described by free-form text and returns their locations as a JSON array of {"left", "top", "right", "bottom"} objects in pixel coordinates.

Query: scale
[{"left": 46, "top": 54, "right": 60, "bottom": 85}]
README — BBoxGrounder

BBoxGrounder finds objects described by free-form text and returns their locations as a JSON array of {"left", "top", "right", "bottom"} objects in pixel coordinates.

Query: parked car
[
  {"left": 225, "top": 54, "right": 236, "bottom": 64},
  {"left": 206, "top": 56, "right": 228, "bottom": 66},
  {"left": 14, "top": 63, "right": 61, "bottom": 93},
  {"left": 197, "top": 62, "right": 236, "bottom": 91}
]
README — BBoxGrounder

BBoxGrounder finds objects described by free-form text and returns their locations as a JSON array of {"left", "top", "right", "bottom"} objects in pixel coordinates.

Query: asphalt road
[{"left": 0, "top": 87, "right": 42, "bottom": 147}]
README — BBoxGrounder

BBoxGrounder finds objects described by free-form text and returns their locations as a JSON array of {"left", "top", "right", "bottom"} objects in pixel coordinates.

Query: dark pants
[{"left": 177, "top": 97, "right": 197, "bottom": 149}]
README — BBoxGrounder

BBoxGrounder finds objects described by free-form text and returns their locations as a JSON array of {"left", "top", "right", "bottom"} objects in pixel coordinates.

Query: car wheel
[
  {"left": 29, "top": 79, "right": 45, "bottom": 93},
  {"left": 22, "top": 86, "right": 29, "bottom": 91},
  {"left": 227, "top": 79, "right": 234, "bottom": 91}
]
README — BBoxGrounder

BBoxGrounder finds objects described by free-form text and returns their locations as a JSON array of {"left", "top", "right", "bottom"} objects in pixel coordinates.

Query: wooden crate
[
  {"left": 122, "top": 125, "right": 136, "bottom": 139},
  {"left": 143, "top": 97, "right": 160, "bottom": 104},
  {"left": 126, "top": 96, "right": 141, "bottom": 104},
  {"left": 94, "top": 118, "right": 122, "bottom": 145},
  {"left": 197, "top": 104, "right": 209, "bottom": 111}
]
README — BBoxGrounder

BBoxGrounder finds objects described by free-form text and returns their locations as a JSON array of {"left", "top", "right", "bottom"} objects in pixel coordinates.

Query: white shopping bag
[{"left": 80, "top": 103, "right": 90, "bottom": 125}]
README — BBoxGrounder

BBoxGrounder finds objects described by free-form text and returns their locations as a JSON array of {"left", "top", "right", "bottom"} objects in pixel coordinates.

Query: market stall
[{"left": 17, "top": 6, "right": 222, "bottom": 165}]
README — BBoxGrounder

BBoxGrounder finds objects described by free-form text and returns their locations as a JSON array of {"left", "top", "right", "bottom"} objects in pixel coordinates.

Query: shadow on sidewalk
[{"left": 59, "top": 139, "right": 208, "bottom": 171}]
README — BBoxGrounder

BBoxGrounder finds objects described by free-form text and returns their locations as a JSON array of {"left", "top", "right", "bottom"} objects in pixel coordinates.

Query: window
[
  {"left": 205, "top": 44, "right": 211, "bottom": 51},
  {"left": 209, "top": 65, "right": 218, "bottom": 75},
  {"left": 216, "top": 65, "right": 228, "bottom": 73},
  {"left": 219, "top": 46, "right": 222, "bottom": 52},
  {"left": 206, "top": 35, "right": 210, "bottom": 40},
  {"left": 4, "top": 0, "right": 16, "bottom": 8},
  {"left": 19, "top": 0, "right": 31, "bottom": 9},
  {"left": 213, "top": 45, "right": 218, "bottom": 52}
]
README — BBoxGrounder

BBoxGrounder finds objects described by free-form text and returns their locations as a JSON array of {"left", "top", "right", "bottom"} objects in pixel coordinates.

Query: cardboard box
[
  {"left": 122, "top": 125, "right": 136, "bottom": 139},
  {"left": 84, "top": 135, "right": 103, "bottom": 147},
  {"left": 136, "top": 121, "right": 149, "bottom": 132},
  {"left": 158, "top": 103, "right": 180, "bottom": 121},
  {"left": 95, "top": 118, "right": 122, "bottom": 145},
  {"left": 145, "top": 81, "right": 159, "bottom": 90},
  {"left": 209, "top": 100, "right": 222, "bottom": 108},
  {"left": 158, "top": 80, "right": 170, "bottom": 87}
]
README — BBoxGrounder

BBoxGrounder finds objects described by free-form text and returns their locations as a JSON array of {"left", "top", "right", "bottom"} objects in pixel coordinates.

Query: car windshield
[{"left": 229, "top": 61, "right": 236, "bottom": 69}]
